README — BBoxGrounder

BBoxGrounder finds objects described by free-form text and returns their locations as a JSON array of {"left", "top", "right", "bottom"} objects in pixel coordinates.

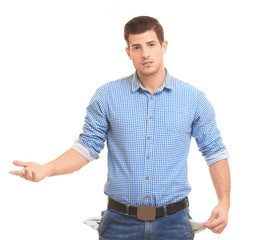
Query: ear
[
  {"left": 125, "top": 47, "right": 132, "bottom": 60},
  {"left": 161, "top": 41, "right": 168, "bottom": 54}
]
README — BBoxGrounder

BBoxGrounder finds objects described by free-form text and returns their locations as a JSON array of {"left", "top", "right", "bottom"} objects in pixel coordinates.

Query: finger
[
  {"left": 24, "top": 168, "right": 33, "bottom": 180},
  {"left": 9, "top": 169, "right": 25, "bottom": 177},
  {"left": 12, "top": 161, "right": 28, "bottom": 168},
  {"left": 31, "top": 171, "right": 39, "bottom": 182},
  {"left": 209, "top": 223, "right": 226, "bottom": 234},
  {"left": 10, "top": 170, "right": 20, "bottom": 176},
  {"left": 205, "top": 219, "right": 221, "bottom": 228},
  {"left": 207, "top": 217, "right": 227, "bottom": 232}
]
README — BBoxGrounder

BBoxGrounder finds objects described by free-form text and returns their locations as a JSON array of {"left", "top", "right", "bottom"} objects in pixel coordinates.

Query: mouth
[{"left": 142, "top": 60, "right": 154, "bottom": 66}]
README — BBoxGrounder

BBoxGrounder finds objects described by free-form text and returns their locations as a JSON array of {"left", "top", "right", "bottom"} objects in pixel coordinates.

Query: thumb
[
  {"left": 12, "top": 161, "right": 28, "bottom": 168},
  {"left": 205, "top": 210, "right": 217, "bottom": 225}
]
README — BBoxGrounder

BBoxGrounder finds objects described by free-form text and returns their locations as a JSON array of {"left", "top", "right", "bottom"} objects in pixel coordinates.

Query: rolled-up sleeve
[
  {"left": 192, "top": 91, "right": 229, "bottom": 166},
  {"left": 72, "top": 84, "right": 109, "bottom": 161}
]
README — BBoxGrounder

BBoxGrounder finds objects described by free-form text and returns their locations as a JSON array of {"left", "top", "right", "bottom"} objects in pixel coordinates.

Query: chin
[
  {"left": 139, "top": 67, "right": 158, "bottom": 76},
  {"left": 143, "top": 69, "right": 158, "bottom": 76}
]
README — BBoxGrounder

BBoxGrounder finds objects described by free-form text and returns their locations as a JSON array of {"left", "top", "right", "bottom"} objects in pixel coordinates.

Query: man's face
[{"left": 126, "top": 30, "right": 168, "bottom": 77}]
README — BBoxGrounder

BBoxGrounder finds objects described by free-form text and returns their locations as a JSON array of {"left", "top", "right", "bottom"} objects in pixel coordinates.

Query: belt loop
[
  {"left": 163, "top": 205, "right": 168, "bottom": 217},
  {"left": 125, "top": 205, "right": 129, "bottom": 215}
]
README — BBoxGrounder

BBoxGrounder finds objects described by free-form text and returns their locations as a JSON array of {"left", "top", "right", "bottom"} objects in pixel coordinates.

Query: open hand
[{"left": 10, "top": 161, "right": 48, "bottom": 182}]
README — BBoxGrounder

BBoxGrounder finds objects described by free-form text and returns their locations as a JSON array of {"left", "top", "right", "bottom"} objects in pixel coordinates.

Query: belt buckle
[{"left": 137, "top": 205, "right": 156, "bottom": 221}]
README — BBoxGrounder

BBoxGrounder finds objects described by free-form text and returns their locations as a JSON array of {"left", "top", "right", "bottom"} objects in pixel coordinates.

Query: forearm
[
  {"left": 209, "top": 158, "right": 231, "bottom": 207},
  {"left": 204, "top": 158, "right": 231, "bottom": 233},
  {"left": 44, "top": 148, "right": 89, "bottom": 177}
]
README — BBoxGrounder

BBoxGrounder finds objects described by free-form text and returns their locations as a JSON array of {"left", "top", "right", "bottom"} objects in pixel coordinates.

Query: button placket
[{"left": 143, "top": 95, "right": 154, "bottom": 204}]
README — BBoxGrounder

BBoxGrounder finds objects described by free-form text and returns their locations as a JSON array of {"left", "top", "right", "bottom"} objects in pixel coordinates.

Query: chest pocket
[
  {"left": 164, "top": 107, "right": 191, "bottom": 133},
  {"left": 152, "top": 105, "right": 192, "bottom": 150},
  {"left": 155, "top": 103, "right": 192, "bottom": 143}
]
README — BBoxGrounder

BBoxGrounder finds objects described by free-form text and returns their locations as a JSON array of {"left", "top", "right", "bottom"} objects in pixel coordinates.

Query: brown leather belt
[{"left": 108, "top": 197, "right": 189, "bottom": 221}]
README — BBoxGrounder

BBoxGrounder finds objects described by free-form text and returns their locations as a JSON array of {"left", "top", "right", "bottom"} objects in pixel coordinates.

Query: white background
[{"left": 1, "top": 0, "right": 257, "bottom": 239}]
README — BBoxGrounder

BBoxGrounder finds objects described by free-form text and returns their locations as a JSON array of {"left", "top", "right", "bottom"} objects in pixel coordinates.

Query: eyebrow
[{"left": 131, "top": 40, "right": 158, "bottom": 48}]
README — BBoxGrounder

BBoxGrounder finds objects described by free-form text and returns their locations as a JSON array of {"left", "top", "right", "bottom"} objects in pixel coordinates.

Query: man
[{"left": 10, "top": 16, "right": 230, "bottom": 239}]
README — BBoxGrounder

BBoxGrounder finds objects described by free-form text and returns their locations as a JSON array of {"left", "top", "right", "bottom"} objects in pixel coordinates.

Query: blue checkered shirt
[{"left": 72, "top": 71, "right": 229, "bottom": 207}]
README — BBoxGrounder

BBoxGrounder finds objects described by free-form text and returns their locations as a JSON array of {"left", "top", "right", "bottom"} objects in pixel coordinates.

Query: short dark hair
[{"left": 124, "top": 16, "right": 164, "bottom": 46}]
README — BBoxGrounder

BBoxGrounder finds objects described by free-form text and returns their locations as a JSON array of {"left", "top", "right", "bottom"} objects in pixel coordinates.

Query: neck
[{"left": 137, "top": 67, "right": 166, "bottom": 94}]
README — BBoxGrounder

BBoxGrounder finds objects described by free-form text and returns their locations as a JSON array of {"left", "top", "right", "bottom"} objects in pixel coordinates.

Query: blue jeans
[{"left": 98, "top": 208, "right": 194, "bottom": 240}]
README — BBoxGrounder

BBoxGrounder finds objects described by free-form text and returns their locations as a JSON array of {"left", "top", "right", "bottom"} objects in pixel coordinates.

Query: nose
[{"left": 142, "top": 46, "right": 150, "bottom": 59}]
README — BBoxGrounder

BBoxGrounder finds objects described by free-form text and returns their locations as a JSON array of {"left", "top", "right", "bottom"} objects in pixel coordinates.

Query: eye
[{"left": 133, "top": 46, "right": 140, "bottom": 50}]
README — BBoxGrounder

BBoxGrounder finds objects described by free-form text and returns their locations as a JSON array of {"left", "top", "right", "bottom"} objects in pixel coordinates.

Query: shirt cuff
[
  {"left": 205, "top": 149, "right": 229, "bottom": 166},
  {"left": 71, "top": 140, "right": 100, "bottom": 162}
]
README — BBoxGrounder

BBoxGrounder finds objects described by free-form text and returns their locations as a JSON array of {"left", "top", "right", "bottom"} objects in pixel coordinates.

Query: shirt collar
[{"left": 131, "top": 69, "right": 174, "bottom": 94}]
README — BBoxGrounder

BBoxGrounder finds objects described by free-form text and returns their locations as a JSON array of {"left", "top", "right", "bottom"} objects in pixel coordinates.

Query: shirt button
[
  {"left": 147, "top": 136, "right": 151, "bottom": 140},
  {"left": 146, "top": 156, "right": 150, "bottom": 159},
  {"left": 150, "top": 97, "right": 153, "bottom": 100},
  {"left": 149, "top": 116, "right": 152, "bottom": 119},
  {"left": 145, "top": 176, "right": 149, "bottom": 180},
  {"left": 145, "top": 196, "right": 148, "bottom": 199}
]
